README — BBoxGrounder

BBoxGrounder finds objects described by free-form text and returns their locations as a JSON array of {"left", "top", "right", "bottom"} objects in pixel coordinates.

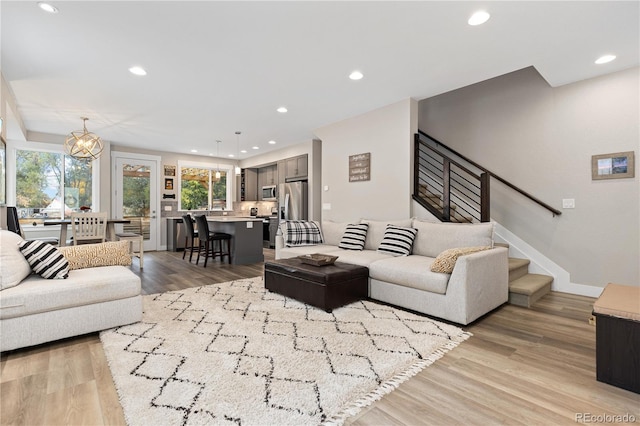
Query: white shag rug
[{"left": 100, "top": 277, "right": 471, "bottom": 426}]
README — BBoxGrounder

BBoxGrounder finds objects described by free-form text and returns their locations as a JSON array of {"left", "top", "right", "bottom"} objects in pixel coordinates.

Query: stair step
[
  {"left": 509, "top": 273, "right": 553, "bottom": 308},
  {"left": 509, "top": 257, "right": 530, "bottom": 282}
]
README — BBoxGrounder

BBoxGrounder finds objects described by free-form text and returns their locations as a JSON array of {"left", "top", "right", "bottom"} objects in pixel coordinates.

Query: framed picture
[
  {"left": 592, "top": 151, "right": 635, "bottom": 180},
  {"left": 164, "top": 178, "right": 174, "bottom": 190},
  {"left": 164, "top": 165, "right": 176, "bottom": 176}
]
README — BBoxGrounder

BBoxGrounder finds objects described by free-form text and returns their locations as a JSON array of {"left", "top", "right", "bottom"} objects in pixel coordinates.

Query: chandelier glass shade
[{"left": 64, "top": 117, "right": 104, "bottom": 160}]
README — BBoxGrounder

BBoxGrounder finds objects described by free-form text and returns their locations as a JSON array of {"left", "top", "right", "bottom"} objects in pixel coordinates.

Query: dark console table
[{"left": 264, "top": 258, "right": 369, "bottom": 312}]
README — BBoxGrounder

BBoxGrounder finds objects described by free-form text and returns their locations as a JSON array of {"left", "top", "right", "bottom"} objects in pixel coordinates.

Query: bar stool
[
  {"left": 194, "top": 215, "right": 232, "bottom": 267},
  {"left": 182, "top": 214, "right": 199, "bottom": 262}
]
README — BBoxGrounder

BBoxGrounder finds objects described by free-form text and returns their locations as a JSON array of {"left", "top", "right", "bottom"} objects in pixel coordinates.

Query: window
[
  {"left": 179, "top": 163, "right": 231, "bottom": 211},
  {"left": 15, "top": 149, "right": 95, "bottom": 224}
]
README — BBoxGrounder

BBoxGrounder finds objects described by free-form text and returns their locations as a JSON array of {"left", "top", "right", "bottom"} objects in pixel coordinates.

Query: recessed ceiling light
[
  {"left": 38, "top": 2, "right": 58, "bottom": 13},
  {"left": 268, "top": 140, "right": 276, "bottom": 145},
  {"left": 240, "top": 149, "right": 247, "bottom": 154},
  {"left": 276, "top": 107, "right": 288, "bottom": 113},
  {"left": 129, "top": 66, "right": 147, "bottom": 76},
  {"left": 252, "top": 146, "right": 260, "bottom": 150},
  {"left": 228, "top": 154, "right": 235, "bottom": 157},
  {"left": 595, "top": 54, "right": 616, "bottom": 65},
  {"left": 190, "top": 149, "right": 198, "bottom": 153},
  {"left": 349, "top": 71, "right": 364, "bottom": 80},
  {"left": 468, "top": 11, "right": 490, "bottom": 26}
]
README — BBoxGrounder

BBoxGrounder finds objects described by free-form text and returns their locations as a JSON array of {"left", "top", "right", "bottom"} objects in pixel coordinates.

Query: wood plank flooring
[{"left": 2, "top": 250, "right": 638, "bottom": 425}]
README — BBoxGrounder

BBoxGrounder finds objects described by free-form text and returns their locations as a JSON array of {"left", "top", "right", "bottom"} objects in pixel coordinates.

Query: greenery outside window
[
  {"left": 179, "top": 162, "right": 231, "bottom": 211},
  {"left": 15, "top": 148, "right": 95, "bottom": 225}
]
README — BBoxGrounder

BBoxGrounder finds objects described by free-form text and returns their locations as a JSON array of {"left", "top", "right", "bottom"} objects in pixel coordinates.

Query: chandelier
[{"left": 64, "top": 117, "right": 104, "bottom": 160}]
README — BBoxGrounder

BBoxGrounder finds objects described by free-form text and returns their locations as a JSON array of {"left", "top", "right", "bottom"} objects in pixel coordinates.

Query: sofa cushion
[
  {"left": 377, "top": 225, "right": 418, "bottom": 256},
  {"left": 369, "top": 255, "right": 450, "bottom": 295},
  {"left": 321, "top": 220, "right": 355, "bottom": 246},
  {"left": 18, "top": 240, "right": 70, "bottom": 279},
  {"left": 321, "top": 248, "right": 394, "bottom": 268},
  {"left": 430, "top": 246, "right": 491, "bottom": 274},
  {"left": 283, "top": 220, "right": 323, "bottom": 247},
  {"left": 411, "top": 220, "right": 494, "bottom": 258},
  {"left": 0, "top": 230, "right": 32, "bottom": 290},
  {"left": 338, "top": 223, "right": 369, "bottom": 251},
  {"left": 0, "top": 265, "right": 141, "bottom": 320},
  {"left": 58, "top": 241, "right": 132, "bottom": 270},
  {"left": 362, "top": 219, "right": 413, "bottom": 251}
]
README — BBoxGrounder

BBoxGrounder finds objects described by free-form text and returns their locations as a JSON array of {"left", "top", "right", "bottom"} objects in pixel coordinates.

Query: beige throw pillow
[
  {"left": 430, "top": 246, "right": 491, "bottom": 274},
  {"left": 58, "top": 240, "right": 132, "bottom": 270}
]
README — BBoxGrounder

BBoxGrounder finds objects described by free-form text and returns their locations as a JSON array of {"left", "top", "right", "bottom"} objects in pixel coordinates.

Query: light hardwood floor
[{"left": 1, "top": 250, "right": 638, "bottom": 425}]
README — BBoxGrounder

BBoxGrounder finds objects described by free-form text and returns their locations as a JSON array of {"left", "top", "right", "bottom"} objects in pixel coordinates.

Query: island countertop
[{"left": 206, "top": 216, "right": 263, "bottom": 222}]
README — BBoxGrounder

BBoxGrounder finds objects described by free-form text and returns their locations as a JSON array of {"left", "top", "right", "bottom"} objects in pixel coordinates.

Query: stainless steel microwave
[{"left": 261, "top": 185, "right": 277, "bottom": 200}]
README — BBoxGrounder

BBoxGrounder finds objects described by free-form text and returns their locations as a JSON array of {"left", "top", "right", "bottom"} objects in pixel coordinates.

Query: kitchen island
[{"left": 206, "top": 217, "right": 264, "bottom": 265}]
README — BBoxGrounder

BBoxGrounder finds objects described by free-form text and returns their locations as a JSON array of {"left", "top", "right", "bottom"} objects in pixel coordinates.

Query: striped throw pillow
[
  {"left": 338, "top": 223, "right": 369, "bottom": 250},
  {"left": 377, "top": 225, "right": 418, "bottom": 256},
  {"left": 285, "top": 221, "right": 324, "bottom": 246},
  {"left": 18, "top": 240, "right": 69, "bottom": 279}
]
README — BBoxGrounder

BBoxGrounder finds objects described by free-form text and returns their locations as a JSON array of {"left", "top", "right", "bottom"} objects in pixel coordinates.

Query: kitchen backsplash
[{"left": 160, "top": 200, "right": 277, "bottom": 218}]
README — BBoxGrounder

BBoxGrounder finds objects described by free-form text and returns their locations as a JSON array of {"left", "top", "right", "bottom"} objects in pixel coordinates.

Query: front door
[{"left": 113, "top": 155, "right": 159, "bottom": 251}]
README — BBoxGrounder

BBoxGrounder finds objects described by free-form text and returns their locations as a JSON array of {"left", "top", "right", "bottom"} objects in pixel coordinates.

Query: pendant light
[
  {"left": 215, "top": 140, "right": 221, "bottom": 180},
  {"left": 235, "top": 131, "right": 241, "bottom": 174},
  {"left": 64, "top": 117, "right": 104, "bottom": 160}
]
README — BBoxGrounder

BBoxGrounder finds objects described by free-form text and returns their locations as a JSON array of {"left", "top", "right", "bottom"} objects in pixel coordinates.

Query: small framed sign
[
  {"left": 164, "top": 178, "right": 174, "bottom": 190},
  {"left": 164, "top": 165, "right": 176, "bottom": 177},
  {"left": 592, "top": 151, "right": 635, "bottom": 180},
  {"left": 349, "top": 152, "right": 370, "bottom": 182}
]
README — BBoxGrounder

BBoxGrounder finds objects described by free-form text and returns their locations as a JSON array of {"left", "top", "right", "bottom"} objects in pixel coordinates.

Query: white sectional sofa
[
  {"left": 276, "top": 218, "right": 509, "bottom": 325},
  {"left": 0, "top": 230, "right": 142, "bottom": 352}
]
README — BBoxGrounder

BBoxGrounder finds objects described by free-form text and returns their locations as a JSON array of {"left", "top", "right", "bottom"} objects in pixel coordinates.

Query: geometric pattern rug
[{"left": 100, "top": 277, "right": 471, "bottom": 426}]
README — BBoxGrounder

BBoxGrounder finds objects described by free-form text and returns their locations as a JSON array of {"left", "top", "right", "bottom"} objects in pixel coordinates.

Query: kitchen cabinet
[
  {"left": 240, "top": 168, "right": 258, "bottom": 201},
  {"left": 277, "top": 160, "right": 286, "bottom": 185},
  {"left": 257, "top": 165, "right": 277, "bottom": 200},
  {"left": 285, "top": 154, "right": 308, "bottom": 181}
]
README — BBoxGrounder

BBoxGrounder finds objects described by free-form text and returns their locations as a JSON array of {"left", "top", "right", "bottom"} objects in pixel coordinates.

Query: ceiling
[{"left": 2, "top": 1, "right": 638, "bottom": 160}]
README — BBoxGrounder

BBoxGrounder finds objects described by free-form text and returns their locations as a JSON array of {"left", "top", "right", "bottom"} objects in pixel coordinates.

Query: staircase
[
  {"left": 413, "top": 131, "right": 559, "bottom": 308},
  {"left": 496, "top": 243, "right": 554, "bottom": 307}
]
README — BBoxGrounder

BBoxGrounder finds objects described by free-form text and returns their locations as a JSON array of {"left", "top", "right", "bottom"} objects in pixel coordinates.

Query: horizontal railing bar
[{"left": 418, "top": 130, "right": 561, "bottom": 216}]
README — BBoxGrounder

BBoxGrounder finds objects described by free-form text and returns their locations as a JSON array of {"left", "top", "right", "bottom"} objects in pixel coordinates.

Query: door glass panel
[{"left": 122, "top": 163, "right": 151, "bottom": 241}]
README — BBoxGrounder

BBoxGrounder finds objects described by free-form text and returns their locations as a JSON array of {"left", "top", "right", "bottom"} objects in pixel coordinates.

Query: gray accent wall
[{"left": 419, "top": 66, "right": 639, "bottom": 288}]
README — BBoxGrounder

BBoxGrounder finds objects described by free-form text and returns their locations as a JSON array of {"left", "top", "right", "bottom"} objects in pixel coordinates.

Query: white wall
[
  {"left": 419, "top": 66, "right": 639, "bottom": 288},
  {"left": 315, "top": 98, "right": 418, "bottom": 222}
]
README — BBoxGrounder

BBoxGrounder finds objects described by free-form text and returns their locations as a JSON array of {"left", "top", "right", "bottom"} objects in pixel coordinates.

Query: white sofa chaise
[
  {"left": 276, "top": 219, "right": 508, "bottom": 325},
  {"left": 0, "top": 230, "right": 142, "bottom": 352}
]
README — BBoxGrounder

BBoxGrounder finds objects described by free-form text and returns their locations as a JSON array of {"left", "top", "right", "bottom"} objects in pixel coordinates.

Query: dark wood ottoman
[{"left": 264, "top": 258, "right": 369, "bottom": 312}]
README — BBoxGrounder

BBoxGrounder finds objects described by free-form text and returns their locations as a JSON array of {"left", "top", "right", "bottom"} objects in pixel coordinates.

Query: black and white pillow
[
  {"left": 18, "top": 240, "right": 69, "bottom": 279},
  {"left": 338, "top": 223, "right": 369, "bottom": 250},
  {"left": 285, "top": 221, "right": 324, "bottom": 246},
  {"left": 377, "top": 225, "right": 418, "bottom": 256}
]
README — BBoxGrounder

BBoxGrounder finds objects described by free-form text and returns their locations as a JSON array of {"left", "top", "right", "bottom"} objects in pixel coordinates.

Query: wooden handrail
[{"left": 418, "top": 130, "right": 562, "bottom": 217}]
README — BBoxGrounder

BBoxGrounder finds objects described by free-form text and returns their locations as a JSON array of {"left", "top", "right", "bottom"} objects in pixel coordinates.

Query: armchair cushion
[
  {"left": 0, "top": 230, "right": 32, "bottom": 289},
  {"left": 18, "top": 240, "right": 69, "bottom": 279},
  {"left": 59, "top": 241, "right": 132, "bottom": 270}
]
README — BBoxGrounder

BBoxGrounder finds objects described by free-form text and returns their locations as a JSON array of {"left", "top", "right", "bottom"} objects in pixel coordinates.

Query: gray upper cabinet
[
  {"left": 241, "top": 168, "right": 258, "bottom": 201},
  {"left": 285, "top": 154, "right": 308, "bottom": 181},
  {"left": 277, "top": 160, "right": 286, "bottom": 185},
  {"left": 257, "top": 165, "right": 277, "bottom": 200}
]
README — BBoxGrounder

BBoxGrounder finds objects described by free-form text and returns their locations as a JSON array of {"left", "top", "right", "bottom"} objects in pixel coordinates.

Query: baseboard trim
[{"left": 561, "top": 282, "right": 604, "bottom": 298}]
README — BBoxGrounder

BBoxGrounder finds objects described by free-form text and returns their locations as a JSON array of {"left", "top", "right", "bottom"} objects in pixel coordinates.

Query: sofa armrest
[{"left": 447, "top": 246, "right": 509, "bottom": 323}]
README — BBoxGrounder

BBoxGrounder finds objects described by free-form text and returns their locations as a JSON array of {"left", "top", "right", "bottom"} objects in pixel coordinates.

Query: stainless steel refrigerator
[{"left": 278, "top": 182, "right": 308, "bottom": 221}]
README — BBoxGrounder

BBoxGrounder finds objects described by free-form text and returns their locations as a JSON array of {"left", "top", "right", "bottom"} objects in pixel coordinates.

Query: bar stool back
[
  {"left": 194, "top": 215, "right": 232, "bottom": 267},
  {"left": 182, "top": 215, "right": 199, "bottom": 262}
]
